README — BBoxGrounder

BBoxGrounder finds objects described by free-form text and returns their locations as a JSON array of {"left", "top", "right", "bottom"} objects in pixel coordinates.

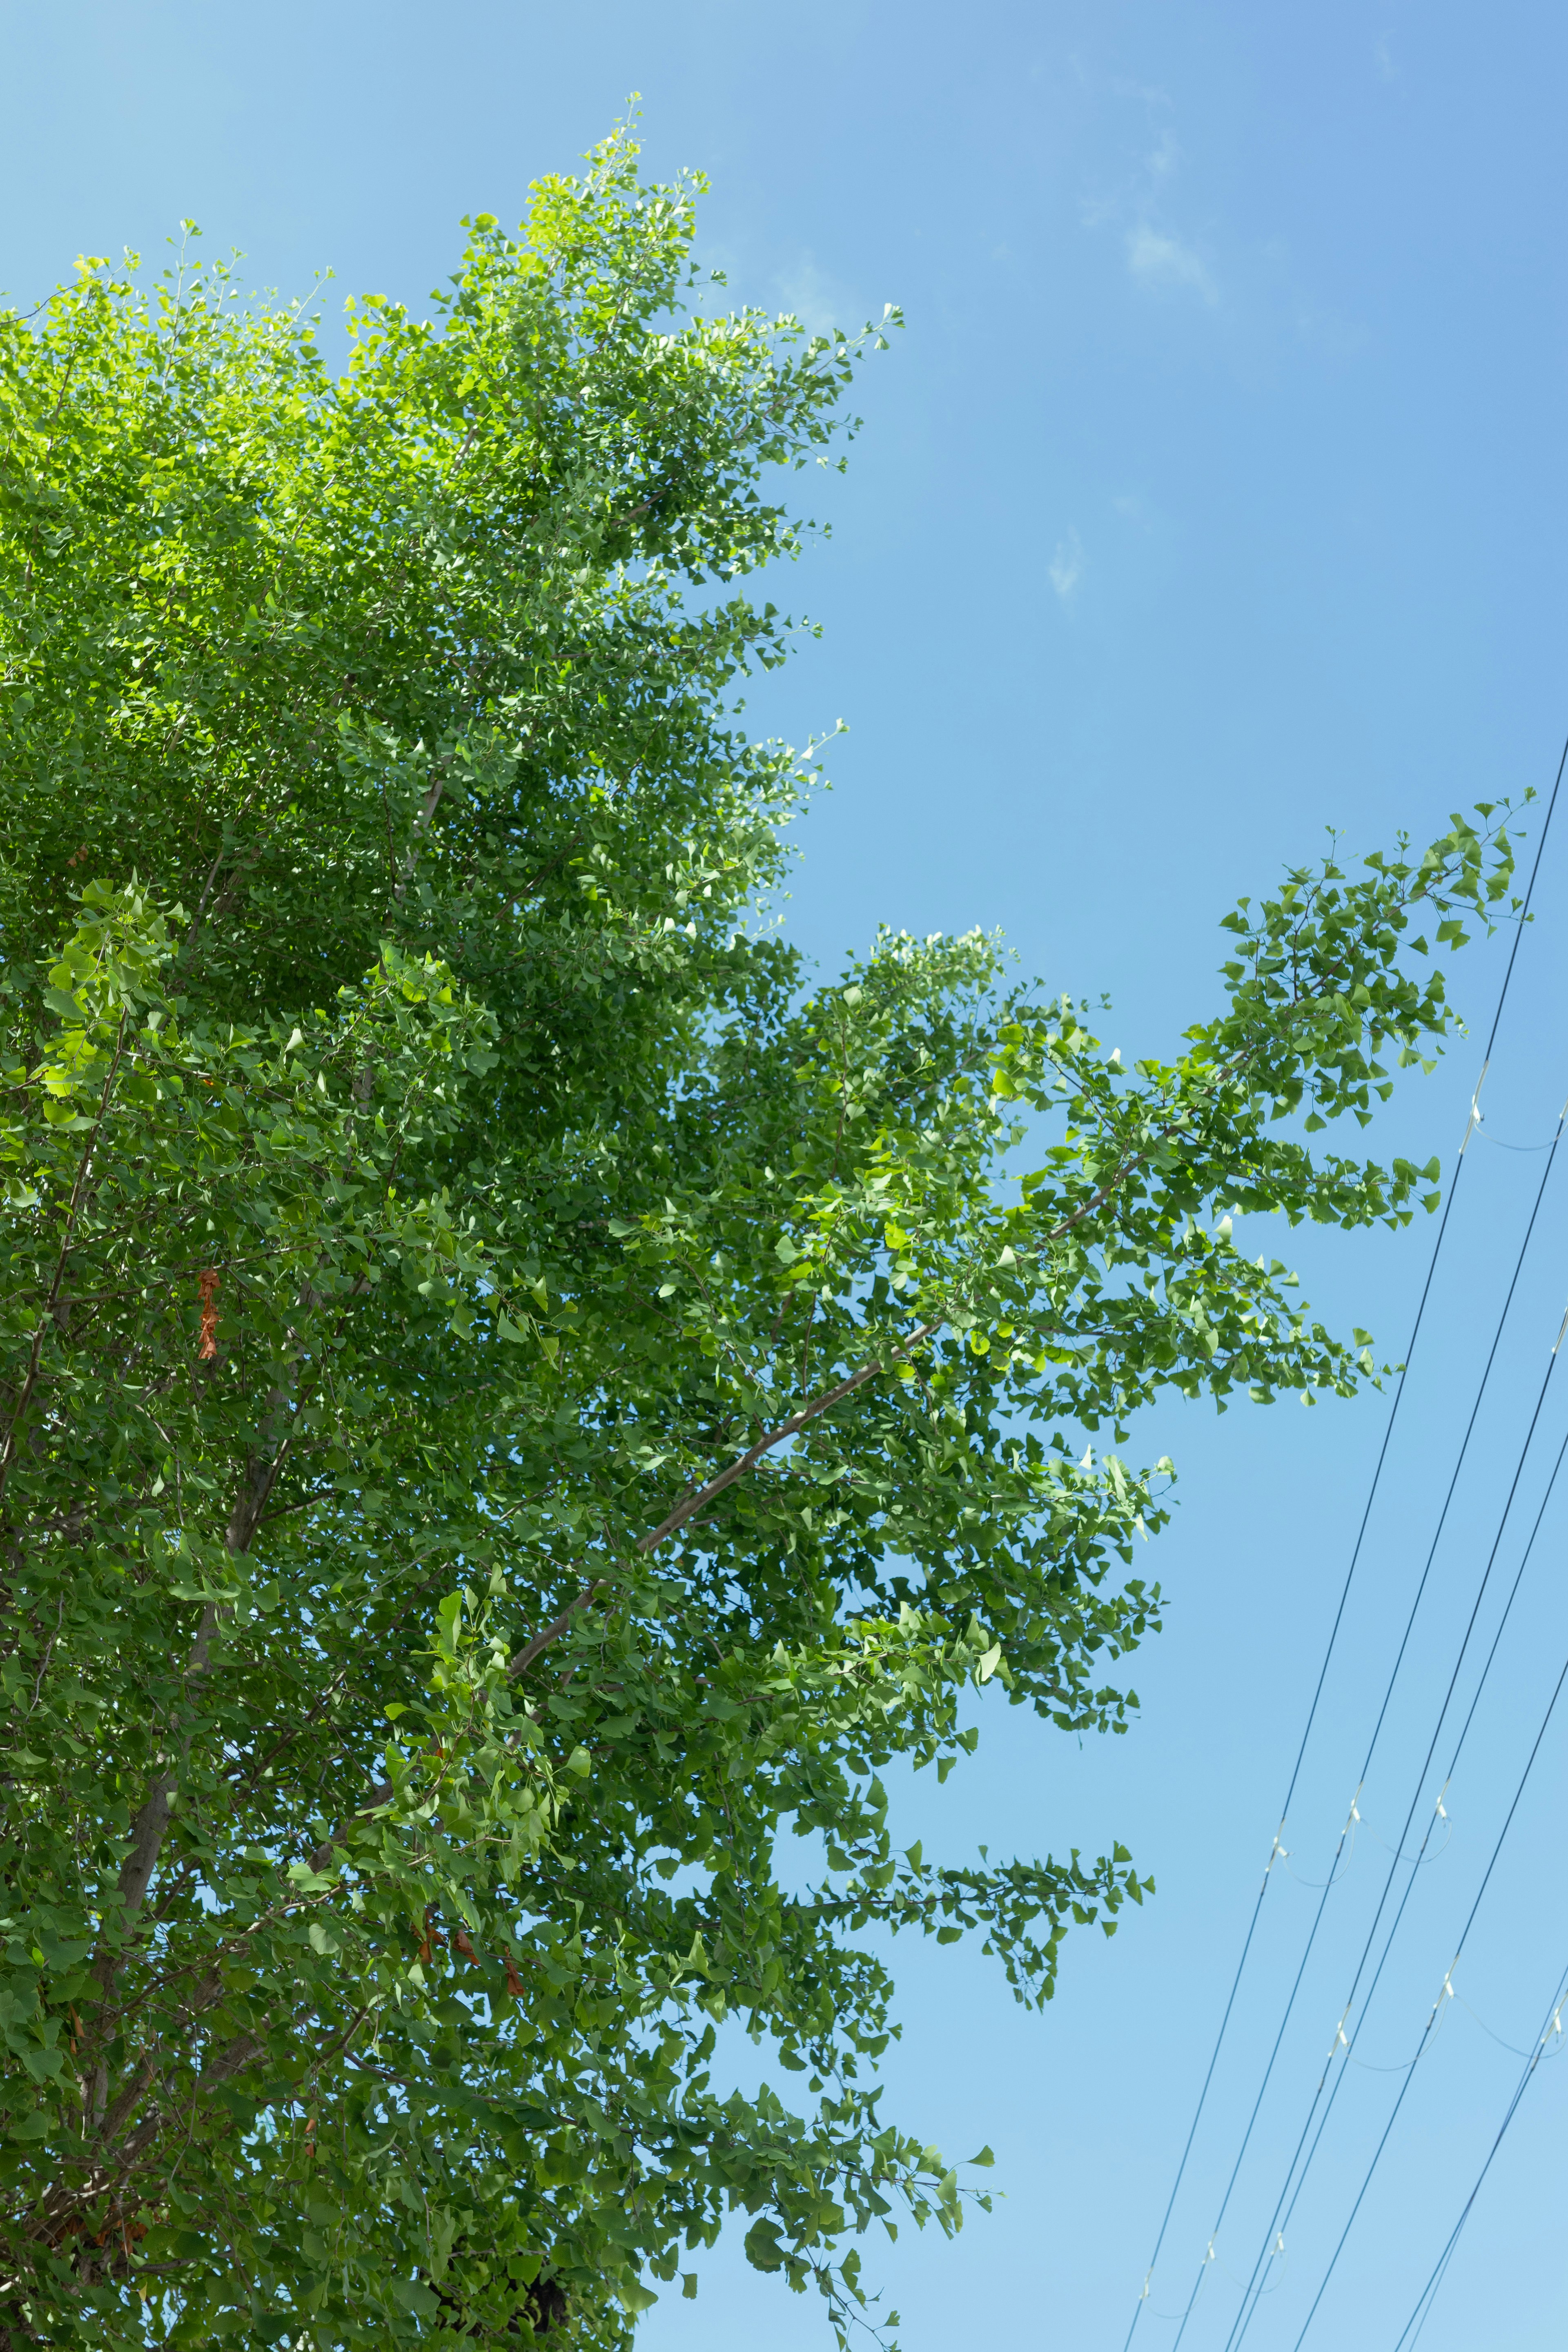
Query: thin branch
[
  {"left": 634, "top": 1321, "right": 939, "bottom": 1557},
  {"left": 507, "top": 1321, "right": 938, "bottom": 1679}
]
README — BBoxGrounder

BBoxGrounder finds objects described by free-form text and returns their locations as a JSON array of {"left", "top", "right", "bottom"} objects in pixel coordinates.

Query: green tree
[{"left": 0, "top": 126, "right": 1517, "bottom": 2351}]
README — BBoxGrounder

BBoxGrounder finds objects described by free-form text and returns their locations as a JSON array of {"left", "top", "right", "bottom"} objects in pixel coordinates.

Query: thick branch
[{"left": 102, "top": 1436, "right": 283, "bottom": 1953}]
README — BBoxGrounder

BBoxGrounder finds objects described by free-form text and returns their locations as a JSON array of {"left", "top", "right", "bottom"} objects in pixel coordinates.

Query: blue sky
[{"left": 9, "top": 4, "right": 1568, "bottom": 2344}]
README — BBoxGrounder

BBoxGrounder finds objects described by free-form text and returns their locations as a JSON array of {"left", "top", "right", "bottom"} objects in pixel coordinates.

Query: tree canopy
[{"left": 0, "top": 126, "right": 1519, "bottom": 2352}]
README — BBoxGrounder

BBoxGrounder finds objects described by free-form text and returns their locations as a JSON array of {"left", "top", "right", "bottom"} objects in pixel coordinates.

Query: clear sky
[{"left": 9, "top": 5, "right": 1568, "bottom": 2345}]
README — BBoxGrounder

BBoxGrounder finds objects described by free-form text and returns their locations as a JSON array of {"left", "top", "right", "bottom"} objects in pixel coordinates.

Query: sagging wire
[
  {"left": 1393, "top": 1969, "right": 1568, "bottom": 2349},
  {"left": 1138, "top": 2232, "right": 1290, "bottom": 2329},
  {"left": 1281, "top": 1609, "right": 1568, "bottom": 2350},
  {"left": 1450, "top": 1984, "right": 1568, "bottom": 2064},
  {"left": 1353, "top": 1799, "right": 1455, "bottom": 1871},
  {"left": 1280, "top": 1796, "right": 1454, "bottom": 1888},
  {"left": 1470, "top": 1120, "right": 1557, "bottom": 1151}
]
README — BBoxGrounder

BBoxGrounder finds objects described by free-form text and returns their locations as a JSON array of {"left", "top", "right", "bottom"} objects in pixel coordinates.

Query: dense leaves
[{"left": 0, "top": 126, "right": 1519, "bottom": 2350}]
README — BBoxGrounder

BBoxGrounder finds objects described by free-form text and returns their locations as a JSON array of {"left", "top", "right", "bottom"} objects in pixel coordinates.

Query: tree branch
[
  {"left": 0, "top": 1012, "right": 128, "bottom": 1516},
  {"left": 507, "top": 1321, "right": 938, "bottom": 1678}
]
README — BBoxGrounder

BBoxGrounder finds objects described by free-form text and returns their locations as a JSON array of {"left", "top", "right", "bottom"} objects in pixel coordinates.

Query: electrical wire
[
  {"left": 1222, "top": 1341, "right": 1568, "bottom": 2350},
  {"left": 1166, "top": 1102, "right": 1566, "bottom": 2351},
  {"left": 1121, "top": 1079, "right": 1467, "bottom": 2351},
  {"left": 1119, "top": 736, "right": 1566, "bottom": 2342},
  {"left": 1392, "top": 1959, "right": 1568, "bottom": 2348},
  {"left": 1281, "top": 1588, "right": 1568, "bottom": 2348},
  {"left": 1474, "top": 734, "right": 1568, "bottom": 1066}
]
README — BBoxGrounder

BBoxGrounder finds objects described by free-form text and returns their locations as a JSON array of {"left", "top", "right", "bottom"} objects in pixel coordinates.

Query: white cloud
[
  {"left": 1049, "top": 527, "right": 1083, "bottom": 601},
  {"left": 1126, "top": 223, "right": 1218, "bottom": 305},
  {"left": 775, "top": 255, "right": 858, "bottom": 336},
  {"left": 1078, "top": 189, "right": 1120, "bottom": 232},
  {"left": 1076, "top": 81, "right": 1224, "bottom": 318}
]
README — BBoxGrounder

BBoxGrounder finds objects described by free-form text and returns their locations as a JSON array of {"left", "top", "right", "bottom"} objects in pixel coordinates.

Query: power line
[
  {"left": 1173, "top": 1132, "right": 1565, "bottom": 2338},
  {"left": 1392, "top": 1961, "right": 1568, "bottom": 2348},
  {"left": 1262, "top": 1394, "right": 1568, "bottom": 2285},
  {"left": 1163, "top": 1097, "right": 1566, "bottom": 2350},
  {"left": 1280, "top": 1554, "right": 1568, "bottom": 2348},
  {"left": 1478, "top": 735, "right": 1568, "bottom": 1063},
  {"left": 1122, "top": 1039, "right": 1469, "bottom": 2352},
  {"left": 1220, "top": 1302, "right": 1568, "bottom": 2351},
  {"left": 1212, "top": 1135, "right": 1568, "bottom": 2350},
  {"left": 1119, "top": 739, "right": 1567, "bottom": 2342}
]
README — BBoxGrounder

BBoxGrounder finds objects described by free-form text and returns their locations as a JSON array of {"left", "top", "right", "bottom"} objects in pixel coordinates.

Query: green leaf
[
  {"left": 744, "top": 2218, "right": 785, "bottom": 2272},
  {"left": 391, "top": 2280, "right": 440, "bottom": 2318}
]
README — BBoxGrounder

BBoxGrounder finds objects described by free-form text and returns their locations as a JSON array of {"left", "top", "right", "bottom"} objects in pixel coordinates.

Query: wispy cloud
[
  {"left": 1126, "top": 224, "right": 1218, "bottom": 305},
  {"left": 1049, "top": 527, "right": 1083, "bottom": 601},
  {"left": 1107, "top": 74, "right": 1174, "bottom": 113},
  {"left": 1079, "top": 82, "right": 1222, "bottom": 315},
  {"left": 775, "top": 254, "right": 858, "bottom": 336}
]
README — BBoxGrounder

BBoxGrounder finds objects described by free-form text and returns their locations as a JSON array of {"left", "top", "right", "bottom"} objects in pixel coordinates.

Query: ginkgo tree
[{"left": 0, "top": 123, "right": 1518, "bottom": 2352}]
